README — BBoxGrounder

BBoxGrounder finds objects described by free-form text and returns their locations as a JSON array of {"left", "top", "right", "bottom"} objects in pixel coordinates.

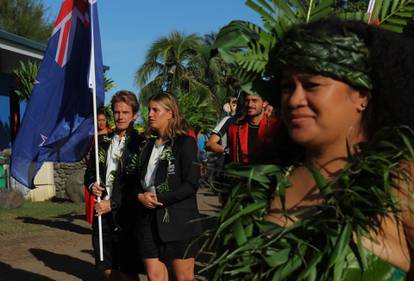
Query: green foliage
[
  {"left": 138, "top": 91, "right": 218, "bottom": 133},
  {"left": 176, "top": 90, "right": 219, "bottom": 133},
  {"left": 341, "top": 0, "right": 369, "bottom": 12},
  {"left": 138, "top": 104, "right": 148, "bottom": 128},
  {"left": 204, "top": 127, "right": 414, "bottom": 280},
  {"left": 136, "top": 31, "right": 237, "bottom": 131},
  {"left": 370, "top": 0, "right": 414, "bottom": 33},
  {"left": 210, "top": 0, "right": 414, "bottom": 93},
  {"left": 102, "top": 105, "right": 115, "bottom": 128},
  {"left": 212, "top": 20, "right": 275, "bottom": 88},
  {"left": 13, "top": 60, "right": 40, "bottom": 102},
  {"left": 135, "top": 31, "right": 204, "bottom": 103},
  {"left": 0, "top": 0, "right": 53, "bottom": 43},
  {"left": 104, "top": 74, "right": 116, "bottom": 93}
]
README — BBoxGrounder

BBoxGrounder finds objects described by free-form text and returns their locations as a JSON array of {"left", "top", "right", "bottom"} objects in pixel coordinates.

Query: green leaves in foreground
[{"left": 203, "top": 126, "right": 414, "bottom": 280}]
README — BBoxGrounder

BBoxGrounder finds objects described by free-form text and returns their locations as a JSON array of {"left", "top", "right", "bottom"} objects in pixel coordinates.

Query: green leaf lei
[
  {"left": 98, "top": 132, "right": 141, "bottom": 183},
  {"left": 202, "top": 127, "right": 414, "bottom": 281},
  {"left": 155, "top": 145, "right": 174, "bottom": 223}
]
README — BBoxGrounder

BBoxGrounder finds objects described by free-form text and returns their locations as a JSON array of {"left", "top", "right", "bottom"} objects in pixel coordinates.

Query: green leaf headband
[{"left": 274, "top": 29, "right": 373, "bottom": 91}]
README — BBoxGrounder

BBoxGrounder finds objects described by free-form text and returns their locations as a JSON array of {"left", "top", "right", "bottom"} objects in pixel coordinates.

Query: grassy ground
[{"left": 0, "top": 200, "right": 84, "bottom": 239}]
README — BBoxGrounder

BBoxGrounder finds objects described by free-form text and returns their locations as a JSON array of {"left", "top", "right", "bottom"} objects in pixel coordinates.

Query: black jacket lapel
[{"left": 140, "top": 138, "right": 156, "bottom": 183}]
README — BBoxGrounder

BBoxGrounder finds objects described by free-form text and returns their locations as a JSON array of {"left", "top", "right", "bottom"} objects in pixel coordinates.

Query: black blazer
[
  {"left": 84, "top": 128, "right": 146, "bottom": 229},
  {"left": 138, "top": 135, "right": 202, "bottom": 242}
]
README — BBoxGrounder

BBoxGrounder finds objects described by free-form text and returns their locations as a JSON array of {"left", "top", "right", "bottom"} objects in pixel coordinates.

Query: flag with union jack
[{"left": 11, "top": 0, "right": 104, "bottom": 188}]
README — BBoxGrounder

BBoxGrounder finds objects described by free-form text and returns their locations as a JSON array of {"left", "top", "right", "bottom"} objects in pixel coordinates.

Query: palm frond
[
  {"left": 373, "top": 0, "right": 414, "bottom": 33},
  {"left": 13, "top": 60, "right": 40, "bottom": 101},
  {"left": 138, "top": 76, "right": 164, "bottom": 105}
]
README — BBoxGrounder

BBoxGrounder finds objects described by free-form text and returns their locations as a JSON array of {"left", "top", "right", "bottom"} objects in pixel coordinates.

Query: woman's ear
[
  {"left": 355, "top": 90, "right": 370, "bottom": 113},
  {"left": 167, "top": 110, "right": 173, "bottom": 120}
]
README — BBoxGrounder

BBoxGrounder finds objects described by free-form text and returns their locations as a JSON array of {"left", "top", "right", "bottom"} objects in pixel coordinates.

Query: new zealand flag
[{"left": 11, "top": 0, "right": 104, "bottom": 188}]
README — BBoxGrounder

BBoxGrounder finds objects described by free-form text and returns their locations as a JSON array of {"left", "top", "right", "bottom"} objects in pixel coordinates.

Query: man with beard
[{"left": 227, "top": 92, "right": 279, "bottom": 164}]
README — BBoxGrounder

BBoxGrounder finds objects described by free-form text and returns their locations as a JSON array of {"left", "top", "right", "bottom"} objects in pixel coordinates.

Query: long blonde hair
[{"left": 147, "top": 92, "right": 187, "bottom": 140}]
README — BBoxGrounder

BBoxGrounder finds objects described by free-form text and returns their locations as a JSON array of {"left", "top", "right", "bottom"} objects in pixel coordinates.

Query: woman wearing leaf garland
[
  {"left": 206, "top": 18, "right": 414, "bottom": 280},
  {"left": 137, "top": 92, "right": 202, "bottom": 281}
]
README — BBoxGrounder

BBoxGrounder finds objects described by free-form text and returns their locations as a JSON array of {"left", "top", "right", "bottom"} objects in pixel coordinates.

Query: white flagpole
[
  {"left": 367, "top": 0, "right": 376, "bottom": 24},
  {"left": 88, "top": 0, "right": 104, "bottom": 262}
]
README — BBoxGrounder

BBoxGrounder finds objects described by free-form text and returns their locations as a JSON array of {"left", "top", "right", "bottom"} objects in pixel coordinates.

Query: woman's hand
[{"left": 137, "top": 192, "right": 163, "bottom": 209}]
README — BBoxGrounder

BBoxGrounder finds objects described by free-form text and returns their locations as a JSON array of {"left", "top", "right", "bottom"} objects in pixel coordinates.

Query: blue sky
[{"left": 42, "top": 0, "right": 262, "bottom": 104}]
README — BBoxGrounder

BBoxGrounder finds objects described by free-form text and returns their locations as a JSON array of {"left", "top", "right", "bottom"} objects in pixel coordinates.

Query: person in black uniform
[
  {"left": 137, "top": 92, "right": 202, "bottom": 281},
  {"left": 84, "top": 90, "right": 145, "bottom": 281}
]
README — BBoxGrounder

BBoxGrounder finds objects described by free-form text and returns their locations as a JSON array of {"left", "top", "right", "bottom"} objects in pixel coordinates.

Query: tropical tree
[
  {"left": 135, "top": 31, "right": 232, "bottom": 132},
  {"left": 0, "top": 0, "right": 52, "bottom": 43},
  {"left": 104, "top": 74, "right": 116, "bottom": 93},
  {"left": 135, "top": 31, "right": 205, "bottom": 103}
]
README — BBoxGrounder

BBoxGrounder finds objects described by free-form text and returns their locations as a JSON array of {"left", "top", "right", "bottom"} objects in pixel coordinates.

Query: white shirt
[
  {"left": 103, "top": 134, "right": 125, "bottom": 200},
  {"left": 212, "top": 116, "right": 232, "bottom": 152},
  {"left": 142, "top": 142, "right": 165, "bottom": 194}
]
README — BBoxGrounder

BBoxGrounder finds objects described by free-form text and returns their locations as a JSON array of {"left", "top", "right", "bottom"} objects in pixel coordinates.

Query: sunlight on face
[
  {"left": 280, "top": 71, "right": 367, "bottom": 148},
  {"left": 113, "top": 102, "right": 137, "bottom": 131},
  {"left": 147, "top": 101, "right": 173, "bottom": 133},
  {"left": 245, "top": 95, "right": 265, "bottom": 117},
  {"left": 97, "top": 114, "right": 107, "bottom": 131}
]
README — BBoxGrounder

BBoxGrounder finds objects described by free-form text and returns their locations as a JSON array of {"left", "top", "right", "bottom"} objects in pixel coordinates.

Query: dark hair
[
  {"left": 97, "top": 106, "right": 108, "bottom": 117},
  {"left": 111, "top": 90, "right": 139, "bottom": 113},
  {"left": 268, "top": 17, "right": 414, "bottom": 139}
]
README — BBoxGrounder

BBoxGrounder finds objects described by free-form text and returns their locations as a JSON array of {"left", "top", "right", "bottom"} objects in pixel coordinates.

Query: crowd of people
[{"left": 83, "top": 17, "right": 414, "bottom": 281}]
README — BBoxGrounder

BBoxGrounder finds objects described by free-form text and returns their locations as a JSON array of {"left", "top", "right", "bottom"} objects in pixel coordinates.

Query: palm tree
[
  {"left": 136, "top": 31, "right": 226, "bottom": 132},
  {"left": 104, "top": 74, "right": 116, "bottom": 93},
  {"left": 190, "top": 33, "right": 241, "bottom": 112},
  {"left": 135, "top": 31, "right": 205, "bottom": 103}
]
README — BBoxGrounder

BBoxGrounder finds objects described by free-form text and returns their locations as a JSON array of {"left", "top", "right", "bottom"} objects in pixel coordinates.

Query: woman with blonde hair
[{"left": 136, "top": 92, "right": 202, "bottom": 281}]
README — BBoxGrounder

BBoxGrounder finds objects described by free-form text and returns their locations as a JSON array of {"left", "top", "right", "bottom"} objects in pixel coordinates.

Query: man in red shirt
[{"left": 227, "top": 92, "right": 278, "bottom": 164}]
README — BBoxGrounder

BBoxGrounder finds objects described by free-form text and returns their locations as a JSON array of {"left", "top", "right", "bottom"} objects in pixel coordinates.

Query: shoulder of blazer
[
  {"left": 141, "top": 137, "right": 156, "bottom": 163},
  {"left": 125, "top": 129, "right": 146, "bottom": 150},
  {"left": 173, "top": 134, "right": 195, "bottom": 149},
  {"left": 98, "top": 132, "right": 115, "bottom": 149}
]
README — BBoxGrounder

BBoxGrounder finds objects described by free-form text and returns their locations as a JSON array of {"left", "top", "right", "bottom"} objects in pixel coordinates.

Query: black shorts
[
  {"left": 138, "top": 214, "right": 199, "bottom": 261},
  {"left": 118, "top": 226, "right": 145, "bottom": 274},
  {"left": 92, "top": 214, "right": 144, "bottom": 274}
]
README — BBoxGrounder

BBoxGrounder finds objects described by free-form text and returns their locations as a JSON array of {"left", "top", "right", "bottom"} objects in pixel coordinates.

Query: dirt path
[
  {"left": 0, "top": 216, "right": 101, "bottom": 281},
  {"left": 0, "top": 187, "right": 219, "bottom": 281}
]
